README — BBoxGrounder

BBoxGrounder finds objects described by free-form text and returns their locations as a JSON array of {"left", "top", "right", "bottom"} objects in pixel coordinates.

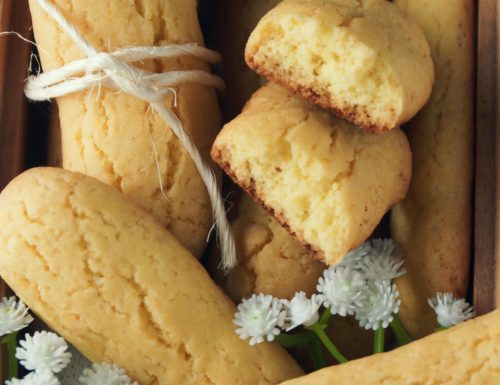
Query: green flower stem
[
  {"left": 436, "top": 325, "right": 448, "bottom": 332},
  {"left": 390, "top": 314, "right": 413, "bottom": 345},
  {"left": 308, "top": 334, "right": 326, "bottom": 370},
  {"left": 310, "top": 323, "right": 348, "bottom": 364},
  {"left": 3, "top": 332, "right": 18, "bottom": 379},
  {"left": 373, "top": 326, "right": 384, "bottom": 354},
  {"left": 275, "top": 332, "right": 326, "bottom": 370},
  {"left": 274, "top": 332, "right": 312, "bottom": 349},
  {"left": 318, "top": 307, "right": 332, "bottom": 325}
]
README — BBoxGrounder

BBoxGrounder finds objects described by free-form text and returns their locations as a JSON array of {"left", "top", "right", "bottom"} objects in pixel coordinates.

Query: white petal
[
  {"left": 79, "top": 363, "right": 138, "bottom": 385},
  {"left": 16, "top": 331, "right": 71, "bottom": 373},
  {"left": 233, "top": 294, "right": 285, "bottom": 345}
]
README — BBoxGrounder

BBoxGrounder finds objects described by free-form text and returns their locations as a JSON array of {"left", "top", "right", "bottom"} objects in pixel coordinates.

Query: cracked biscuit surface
[
  {"left": 278, "top": 310, "right": 500, "bottom": 385},
  {"left": 0, "top": 167, "right": 303, "bottom": 385},
  {"left": 28, "top": 0, "right": 222, "bottom": 257},
  {"left": 209, "top": 193, "right": 325, "bottom": 302},
  {"left": 245, "top": 0, "right": 434, "bottom": 132},
  {"left": 390, "top": 0, "right": 474, "bottom": 338},
  {"left": 211, "top": 84, "right": 412, "bottom": 265}
]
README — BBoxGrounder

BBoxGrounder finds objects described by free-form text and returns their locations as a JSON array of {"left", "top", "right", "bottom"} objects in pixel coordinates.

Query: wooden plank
[
  {"left": 474, "top": 0, "right": 499, "bottom": 313},
  {"left": 496, "top": 0, "right": 500, "bottom": 309},
  {"left": 0, "top": 0, "right": 32, "bottom": 190},
  {"left": 0, "top": 1, "right": 31, "bottom": 381}
]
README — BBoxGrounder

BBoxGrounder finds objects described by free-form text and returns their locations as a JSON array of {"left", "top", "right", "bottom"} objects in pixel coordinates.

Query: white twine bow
[{"left": 25, "top": 0, "right": 237, "bottom": 269}]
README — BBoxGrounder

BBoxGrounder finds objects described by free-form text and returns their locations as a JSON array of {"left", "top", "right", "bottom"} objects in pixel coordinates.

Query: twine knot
[{"left": 25, "top": 0, "right": 236, "bottom": 269}]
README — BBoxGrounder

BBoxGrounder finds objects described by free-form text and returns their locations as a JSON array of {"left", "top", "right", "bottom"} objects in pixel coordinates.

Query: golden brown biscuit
[
  {"left": 390, "top": 0, "right": 474, "bottom": 337},
  {"left": 212, "top": 0, "right": 281, "bottom": 120},
  {"left": 0, "top": 167, "right": 303, "bottom": 385},
  {"left": 210, "top": 193, "right": 325, "bottom": 302},
  {"left": 207, "top": 193, "right": 374, "bottom": 365},
  {"left": 245, "top": 0, "right": 434, "bottom": 132},
  {"left": 28, "top": 0, "right": 222, "bottom": 257},
  {"left": 278, "top": 310, "right": 500, "bottom": 385},
  {"left": 212, "top": 83, "right": 412, "bottom": 265}
]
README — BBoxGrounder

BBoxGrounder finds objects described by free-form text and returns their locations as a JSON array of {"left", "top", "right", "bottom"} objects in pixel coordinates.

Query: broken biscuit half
[{"left": 245, "top": 0, "right": 434, "bottom": 132}]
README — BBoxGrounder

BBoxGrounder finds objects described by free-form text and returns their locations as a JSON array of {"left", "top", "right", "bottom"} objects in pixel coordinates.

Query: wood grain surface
[
  {"left": 475, "top": 0, "right": 500, "bottom": 313},
  {"left": 0, "top": 0, "right": 32, "bottom": 378},
  {"left": 0, "top": 0, "right": 497, "bottom": 381},
  {"left": 0, "top": 0, "right": 31, "bottom": 192}
]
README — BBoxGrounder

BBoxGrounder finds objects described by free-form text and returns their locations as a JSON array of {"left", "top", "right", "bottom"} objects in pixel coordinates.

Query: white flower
[
  {"left": 79, "top": 363, "right": 138, "bottom": 385},
  {"left": 355, "top": 280, "right": 401, "bottom": 330},
  {"left": 234, "top": 293, "right": 285, "bottom": 345},
  {"left": 16, "top": 331, "right": 71, "bottom": 373},
  {"left": 0, "top": 296, "right": 34, "bottom": 336},
  {"left": 336, "top": 245, "right": 369, "bottom": 268},
  {"left": 317, "top": 266, "right": 366, "bottom": 317},
  {"left": 282, "top": 292, "right": 322, "bottom": 331},
  {"left": 428, "top": 292, "right": 475, "bottom": 328},
  {"left": 6, "top": 370, "right": 60, "bottom": 385},
  {"left": 355, "top": 239, "right": 406, "bottom": 281}
]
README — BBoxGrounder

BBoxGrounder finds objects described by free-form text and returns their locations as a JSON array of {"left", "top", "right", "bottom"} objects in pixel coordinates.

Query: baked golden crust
[
  {"left": 390, "top": 0, "right": 474, "bottom": 338},
  {"left": 278, "top": 310, "right": 500, "bottom": 385},
  {"left": 209, "top": 193, "right": 325, "bottom": 302},
  {"left": 28, "top": 0, "right": 222, "bottom": 257},
  {"left": 245, "top": 0, "right": 434, "bottom": 132},
  {"left": 212, "top": 83, "right": 412, "bottom": 265},
  {"left": 206, "top": 192, "right": 375, "bottom": 365},
  {"left": 0, "top": 167, "right": 304, "bottom": 385}
]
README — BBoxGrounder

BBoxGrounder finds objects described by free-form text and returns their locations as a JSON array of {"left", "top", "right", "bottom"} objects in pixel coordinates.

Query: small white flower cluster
[
  {"left": 234, "top": 239, "right": 405, "bottom": 344},
  {"left": 6, "top": 371, "right": 59, "bottom": 385},
  {"left": 16, "top": 331, "right": 71, "bottom": 373},
  {"left": 7, "top": 331, "right": 137, "bottom": 385},
  {"left": 428, "top": 292, "right": 475, "bottom": 328},
  {"left": 318, "top": 239, "right": 404, "bottom": 330},
  {"left": 234, "top": 293, "right": 286, "bottom": 346},
  {"left": 234, "top": 291, "right": 323, "bottom": 345},
  {"left": 0, "top": 297, "right": 136, "bottom": 385},
  {"left": 79, "top": 363, "right": 139, "bottom": 385},
  {"left": 0, "top": 297, "right": 34, "bottom": 337},
  {"left": 6, "top": 330, "right": 71, "bottom": 385}
]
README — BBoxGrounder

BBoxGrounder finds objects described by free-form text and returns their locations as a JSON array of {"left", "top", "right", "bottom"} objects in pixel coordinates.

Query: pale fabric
[{"left": 56, "top": 346, "right": 90, "bottom": 385}]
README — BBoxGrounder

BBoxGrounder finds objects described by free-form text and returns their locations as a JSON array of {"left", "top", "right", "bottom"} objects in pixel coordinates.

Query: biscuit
[
  {"left": 209, "top": 193, "right": 325, "bottom": 302},
  {"left": 211, "top": 83, "right": 412, "bottom": 265},
  {"left": 278, "top": 310, "right": 500, "bottom": 385},
  {"left": 211, "top": 0, "right": 281, "bottom": 120},
  {"left": 28, "top": 0, "right": 222, "bottom": 257},
  {"left": 390, "top": 0, "right": 474, "bottom": 337},
  {"left": 207, "top": 193, "right": 374, "bottom": 365},
  {"left": 245, "top": 0, "right": 434, "bottom": 132},
  {"left": 0, "top": 167, "right": 304, "bottom": 385}
]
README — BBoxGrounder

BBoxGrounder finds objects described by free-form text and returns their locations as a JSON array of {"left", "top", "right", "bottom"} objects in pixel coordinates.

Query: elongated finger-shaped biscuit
[
  {"left": 28, "top": 0, "right": 222, "bottom": 257},
  {"left": 0, "top": 168, "right": 303, "bottom": 385},
  {"left": 390, "top": 0, "right": 474, "bottom": 337},
  {"left": 278, "top": 310, "right": 500, "bottom": 385}
]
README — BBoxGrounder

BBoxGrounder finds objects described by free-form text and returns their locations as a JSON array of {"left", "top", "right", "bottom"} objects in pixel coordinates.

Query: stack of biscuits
[
  {"left": 210, "top": 0, "right": 474, "bottom": 345},
  {"left": 0, "top": 0, "right": 490, "bottom": 384}
]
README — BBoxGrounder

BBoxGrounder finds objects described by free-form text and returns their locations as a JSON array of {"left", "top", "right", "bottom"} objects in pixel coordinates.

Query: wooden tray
[
  {"left": 474, "top": 0, "right": 500, "bottom": 314},
  {"left": 0, "top": 0, "right": 498, "bottom": 379}
]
